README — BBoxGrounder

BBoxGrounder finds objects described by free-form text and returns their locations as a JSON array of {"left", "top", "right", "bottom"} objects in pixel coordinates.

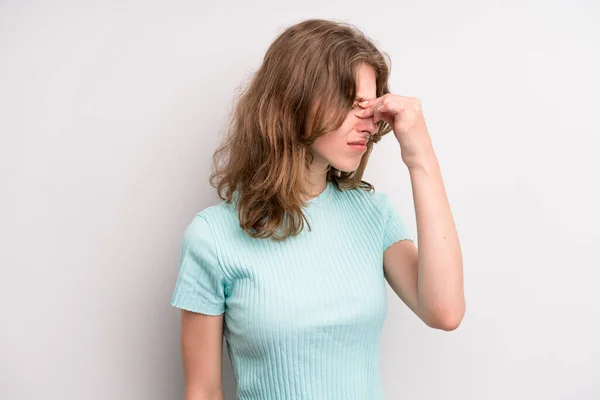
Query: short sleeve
[
  {"left": 376, "top": 192, "right": 414, "bottom": 252},
  {"left": 171, "top": 214, "right": 227, "bottom": 315}
]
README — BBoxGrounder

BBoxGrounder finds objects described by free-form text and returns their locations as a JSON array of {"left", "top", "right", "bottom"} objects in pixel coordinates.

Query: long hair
[{"left": 209, "top": 18, "right": 394, "bottom": 241}]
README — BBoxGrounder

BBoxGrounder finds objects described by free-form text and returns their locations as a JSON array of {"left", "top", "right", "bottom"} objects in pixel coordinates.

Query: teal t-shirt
[{"left": 171, "top": 180, "right": 413, "bottom": 399}]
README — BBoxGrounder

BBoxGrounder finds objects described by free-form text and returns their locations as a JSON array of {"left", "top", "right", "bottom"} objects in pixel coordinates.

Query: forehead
[{"left": 354, "top": 63, "right": 377, "bottom": 101}]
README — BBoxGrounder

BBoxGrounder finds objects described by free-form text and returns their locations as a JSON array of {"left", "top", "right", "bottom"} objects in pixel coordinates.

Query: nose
[{"left": 356, "top": 113, "right": 378, "bottom": 136}]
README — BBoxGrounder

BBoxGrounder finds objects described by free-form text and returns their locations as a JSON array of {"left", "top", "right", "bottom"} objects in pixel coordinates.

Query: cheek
[
  {"left": 309, "top": 114, "right": 356, "bottom": 157},
  {"left": 311, "top": 131, "right": 345, "bottom": 155}
]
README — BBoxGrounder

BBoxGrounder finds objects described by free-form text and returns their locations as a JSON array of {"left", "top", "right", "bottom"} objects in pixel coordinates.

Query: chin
[{"left": 330, "top": 160, "right": 362, "bottom": 173}]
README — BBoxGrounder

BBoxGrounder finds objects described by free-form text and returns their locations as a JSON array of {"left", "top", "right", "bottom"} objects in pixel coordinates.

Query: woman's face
[{"left": 309, "top": 63, "right": 378, "bottom": 174}]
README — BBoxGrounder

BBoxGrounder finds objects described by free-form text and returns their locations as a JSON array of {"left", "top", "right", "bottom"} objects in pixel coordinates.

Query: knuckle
[{"left": 413, "top": 98, "right": 422, "bottom": 110}]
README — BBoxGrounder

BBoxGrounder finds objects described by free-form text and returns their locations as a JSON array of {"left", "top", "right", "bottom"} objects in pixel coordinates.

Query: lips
[{"left": 348, "top": 141, "right": 367, "bottom": 152}]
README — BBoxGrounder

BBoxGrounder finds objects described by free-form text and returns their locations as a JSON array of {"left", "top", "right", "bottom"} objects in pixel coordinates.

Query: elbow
[
  {"left": 431, "top": 314, "right": 462, "bottom": 331},
  {"left": 423, "top": 300, "right": 466, "bottom": 331}
]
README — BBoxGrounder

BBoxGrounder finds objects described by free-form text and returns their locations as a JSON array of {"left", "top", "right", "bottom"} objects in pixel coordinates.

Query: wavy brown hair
[{"left": 209, "top": 18, "right": 394, "bottom": 241}]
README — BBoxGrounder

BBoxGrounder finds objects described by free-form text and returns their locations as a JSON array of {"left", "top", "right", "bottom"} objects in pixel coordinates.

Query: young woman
[{"left": 171, "top": 18, "right": 465, "bottom": 400}]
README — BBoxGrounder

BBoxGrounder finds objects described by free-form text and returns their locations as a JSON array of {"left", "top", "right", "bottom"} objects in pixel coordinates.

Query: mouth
[
  {"left": 347, "top": 139, "right": 367, "bottom": 145},
  {"left": 347, "top": 142, "right": 367, "bottom": 151}
]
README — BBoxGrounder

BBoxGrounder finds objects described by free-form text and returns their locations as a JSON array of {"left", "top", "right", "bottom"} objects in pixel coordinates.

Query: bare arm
[
  {"left": 355, "top": 93, "right": 465, "bottom": 331},
  {"left": 180, "top": 309, "right": 225, "bottom": 400},
  {"left": 383, "top": 158, "right": 465, "bottom": 331}
]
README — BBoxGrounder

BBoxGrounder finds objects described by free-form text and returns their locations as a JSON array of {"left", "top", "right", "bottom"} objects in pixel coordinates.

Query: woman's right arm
[{"left": 180, "top": 309, "right": 225, "bottom": 400}]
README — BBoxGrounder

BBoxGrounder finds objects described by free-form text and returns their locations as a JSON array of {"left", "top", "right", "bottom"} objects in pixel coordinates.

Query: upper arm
[
  {"left": 375, "top": 191, "right": 425, "bottom": 323},
  {"left": 171, "top": 214, "right": 228, "bottom": 315},
  {"left": 171, "top": 213, "right": 229, "bottom": 396},
  {"left": 383, "top": 240, "right": 421, "bottom": 319},
  {"left": 180, "top": 309, "right": 224, "bottom": 396}
]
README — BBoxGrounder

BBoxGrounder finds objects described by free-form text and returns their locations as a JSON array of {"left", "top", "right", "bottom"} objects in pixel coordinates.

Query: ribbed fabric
[{"left": 171, "top": 181, "right": 413, "bottom": 399}]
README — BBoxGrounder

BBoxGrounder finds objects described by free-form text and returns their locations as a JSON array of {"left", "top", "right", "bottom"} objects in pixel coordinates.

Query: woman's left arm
[
  {"left": 357, "top": 95, "right": 465, "bottom": 330},
  {"left": 408, "top": 156, "right": 465, "bottom": 330}
]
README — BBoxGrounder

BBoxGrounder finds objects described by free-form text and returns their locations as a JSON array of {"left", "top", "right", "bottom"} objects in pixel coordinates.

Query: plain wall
[{"left": 1, "top": 0, "right": 599, "bottom": 399}]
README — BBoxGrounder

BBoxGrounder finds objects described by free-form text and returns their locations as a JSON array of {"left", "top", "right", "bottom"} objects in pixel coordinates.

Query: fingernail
[{"left": 359, "top": 100, "right": 369, "bottom": 106}]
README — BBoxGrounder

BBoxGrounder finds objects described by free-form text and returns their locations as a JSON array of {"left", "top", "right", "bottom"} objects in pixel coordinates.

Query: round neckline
[{"left": 305, "top": 180, "right": 334, "bottom": 207}]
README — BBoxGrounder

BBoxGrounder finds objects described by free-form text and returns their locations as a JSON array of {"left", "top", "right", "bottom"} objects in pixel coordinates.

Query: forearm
[{"left": 409, "top": 155, "right": 465, "bottom": 330}]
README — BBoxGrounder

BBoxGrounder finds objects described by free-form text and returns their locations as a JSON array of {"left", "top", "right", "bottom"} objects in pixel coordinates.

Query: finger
[
  {"left": 373, "top": 104, "right": 387, "bottom": 124},
  {"left": 379, "top": 99, "right": 405, "bottom": 117},
  {"left": 376, "top": 102, "right": 401, "bottom": 126},
  {"left": 355, "top": 98, "right": 382, "bottom": 118},
  {"left": 358, "top": 99, "right": 370, "bottom": 108}
]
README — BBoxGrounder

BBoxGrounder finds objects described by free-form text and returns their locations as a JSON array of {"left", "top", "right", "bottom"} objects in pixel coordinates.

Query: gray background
[{"left": 1, "top": 0, "right": 599, "bottom": 399}]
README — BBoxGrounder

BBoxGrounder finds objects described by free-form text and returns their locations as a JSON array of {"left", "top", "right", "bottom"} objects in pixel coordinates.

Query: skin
[{"left": 179, "top": 309, "right": 224, "bottom": 400}]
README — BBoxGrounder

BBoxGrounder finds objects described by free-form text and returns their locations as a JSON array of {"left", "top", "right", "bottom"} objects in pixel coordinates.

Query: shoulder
[
  {"left": 183, "top": 200, "right": 244, "bottom": 248},
  {"left": 190, "top": 199, "right": 238, "bottom": 227},
  {"left": 180, "top": 205, "right": 232, "bottom": 274},
  {"left": 181, "top": 210, "right": 215, "bottom": 252}
]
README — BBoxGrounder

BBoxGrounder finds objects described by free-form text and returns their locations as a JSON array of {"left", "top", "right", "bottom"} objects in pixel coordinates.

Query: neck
[{"left": 303, "top": 163, "right": 329, "bottom": 201}]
